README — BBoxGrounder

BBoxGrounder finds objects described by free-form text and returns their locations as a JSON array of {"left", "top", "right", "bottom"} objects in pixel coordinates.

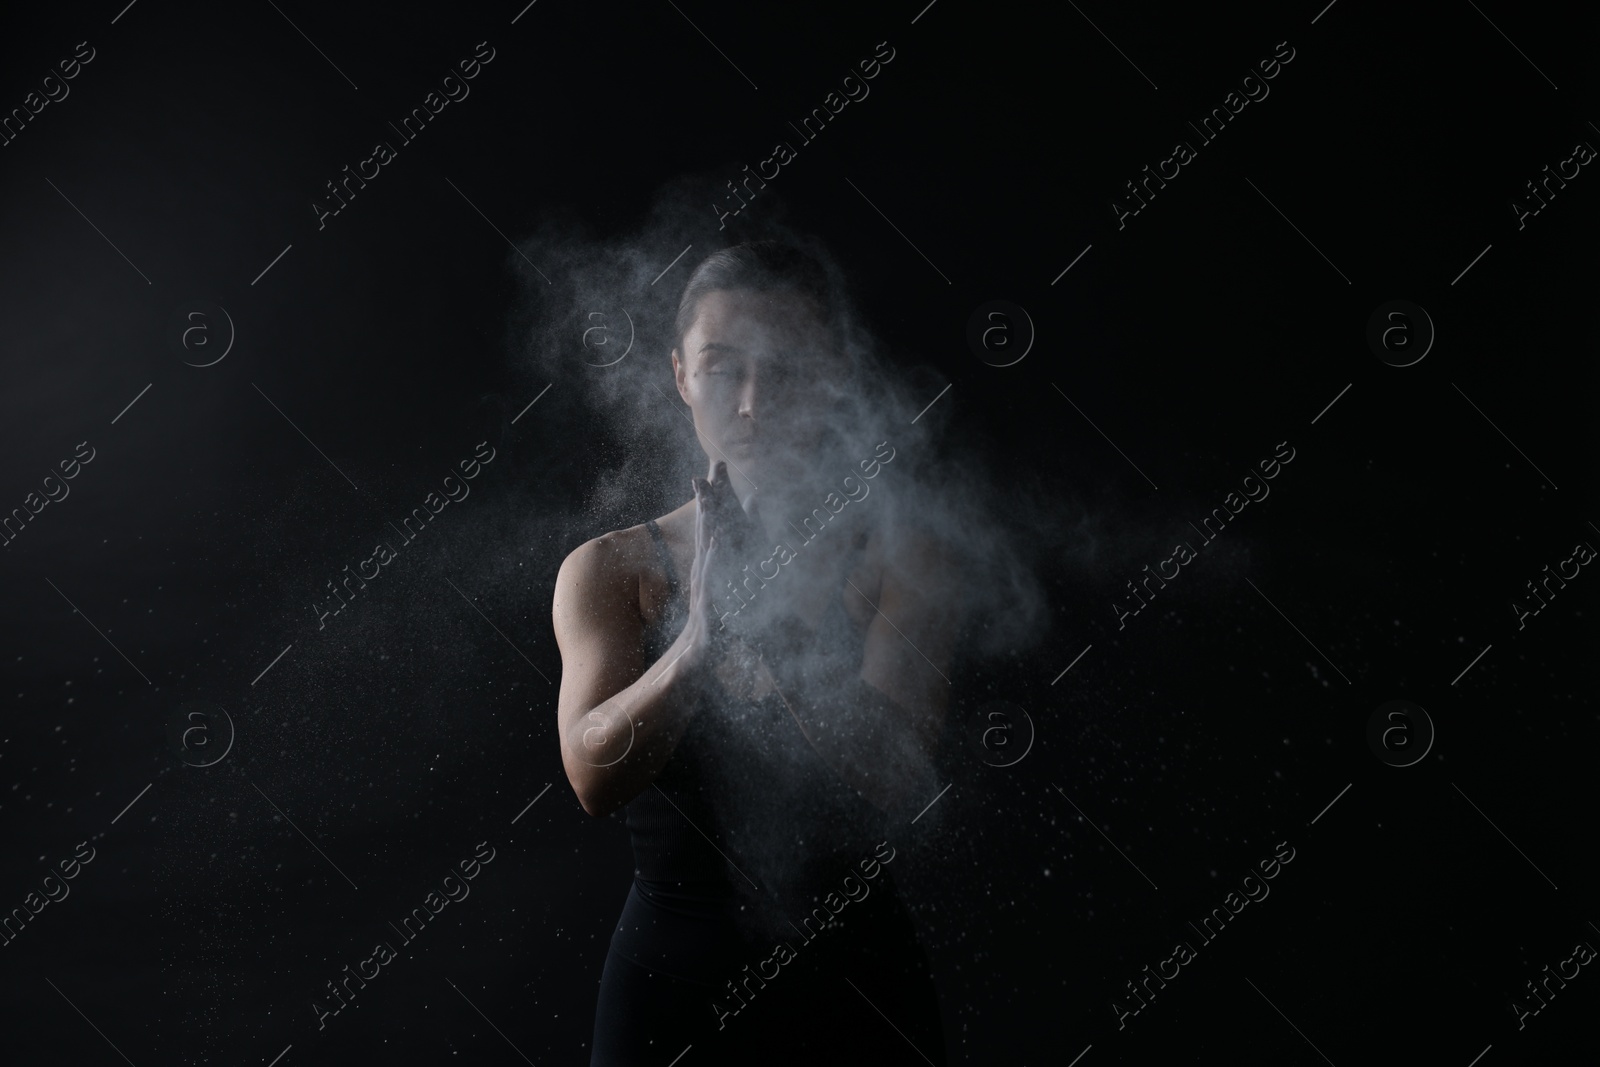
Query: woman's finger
[
  {"left": 693, "top": 479, "right": 713, "bottom": 549},
  {"left": 704, "top": 465, "right": 751, "bottom": 544}
]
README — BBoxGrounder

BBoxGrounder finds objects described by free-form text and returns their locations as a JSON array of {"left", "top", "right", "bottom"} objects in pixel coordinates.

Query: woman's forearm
[{"left": 563, "top": 629, "right": 712, "bottom": 817}]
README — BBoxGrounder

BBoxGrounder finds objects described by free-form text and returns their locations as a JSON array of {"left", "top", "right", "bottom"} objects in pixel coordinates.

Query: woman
[{"left": 553, "top": 241, "right": 955, "bottom": 1065}]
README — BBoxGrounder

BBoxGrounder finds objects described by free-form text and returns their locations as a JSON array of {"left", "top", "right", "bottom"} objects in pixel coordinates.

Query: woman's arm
[
  {"left": 751, "top": 529, "right": 957, "bottom": 817},
  {"left": 552, "top": 481, "right": 732, "bottom": 818},
  {"left": 552, "top": 536, "right": 695, "bottom": 817}
]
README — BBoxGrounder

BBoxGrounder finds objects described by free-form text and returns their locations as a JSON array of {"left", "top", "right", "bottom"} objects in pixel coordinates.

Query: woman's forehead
[{"left": 688, "top": 288, "right": 827, "bottom": 339}]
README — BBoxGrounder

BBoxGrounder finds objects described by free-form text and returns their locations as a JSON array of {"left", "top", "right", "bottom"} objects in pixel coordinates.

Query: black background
[{"left": 0, "top": 0, "right": 1595, "bottom": 1063}]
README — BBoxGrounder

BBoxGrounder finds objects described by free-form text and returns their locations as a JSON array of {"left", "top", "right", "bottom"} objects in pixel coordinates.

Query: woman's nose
[{"left": 738, "top": 371, "right": 758, "bottom": 418}]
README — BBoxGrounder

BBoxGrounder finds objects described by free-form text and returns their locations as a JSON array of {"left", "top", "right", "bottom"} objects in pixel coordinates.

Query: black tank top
[{"left": 625, "top": 519, "right": 888, "bottom": 939}]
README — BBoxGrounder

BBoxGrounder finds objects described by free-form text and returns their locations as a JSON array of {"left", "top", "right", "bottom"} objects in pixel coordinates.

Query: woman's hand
[
  {"left": 678, "top": 462, "right": 756, "bottom": 671},
  {"left": 698, "top": 460, "right": 759, "bottom": 559}
]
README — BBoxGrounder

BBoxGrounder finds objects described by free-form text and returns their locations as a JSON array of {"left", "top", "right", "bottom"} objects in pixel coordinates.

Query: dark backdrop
[{"left": 0, "top": 1, "right": 1595, "bottom": 1063}]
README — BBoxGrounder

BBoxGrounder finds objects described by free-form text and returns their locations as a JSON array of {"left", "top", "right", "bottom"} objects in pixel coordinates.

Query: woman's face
[{"left": 672, "top": 288, "right": 844, "bottom": 493}]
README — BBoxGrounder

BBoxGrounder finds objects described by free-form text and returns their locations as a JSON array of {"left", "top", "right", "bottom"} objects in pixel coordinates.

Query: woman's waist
[{"left": 632, "top": 873, "right": 737, "bottom": 913}]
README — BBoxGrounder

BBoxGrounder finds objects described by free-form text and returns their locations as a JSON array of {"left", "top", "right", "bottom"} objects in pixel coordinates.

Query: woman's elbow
[
  {"left": 562, "top": 765, "right": 604, "bottom": 819},
  {"left": 576, "top": 788, "right": 617, "bottom": 819},
  {"left": 561, "top": 753, "right": 622, "bottom": 819}
]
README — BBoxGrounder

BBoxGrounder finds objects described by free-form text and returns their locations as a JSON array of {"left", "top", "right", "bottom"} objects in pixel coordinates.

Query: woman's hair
[{"left": 671, "top": 240, "right": 839, "bottom": 357}]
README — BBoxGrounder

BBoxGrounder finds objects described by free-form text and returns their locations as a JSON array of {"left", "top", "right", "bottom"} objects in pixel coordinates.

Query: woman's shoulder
[
  {"left": 555, "top": 503, "right": 693, "bottom": 588},
  {"left": 557, "top": 523, "right": 651, "bottom": 584},
  {"left": 866, "top": 510, "right": 949, "bottom": 566}
]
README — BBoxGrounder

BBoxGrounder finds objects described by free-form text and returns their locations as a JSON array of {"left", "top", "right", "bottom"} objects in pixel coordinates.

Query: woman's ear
[{"left": 672, "top": 348, "right": 691, "bottom": 404}]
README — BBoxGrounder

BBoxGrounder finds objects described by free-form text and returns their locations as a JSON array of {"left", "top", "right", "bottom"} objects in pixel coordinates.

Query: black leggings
[{"left": 590, "top": 877, "right": 947, "bottom": 1066}]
